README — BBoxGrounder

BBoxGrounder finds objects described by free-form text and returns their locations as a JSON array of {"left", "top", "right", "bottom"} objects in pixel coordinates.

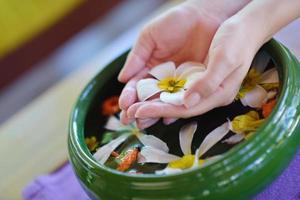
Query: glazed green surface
[{"left": 68, "top": 39, "right": 300, "bottom": 200}]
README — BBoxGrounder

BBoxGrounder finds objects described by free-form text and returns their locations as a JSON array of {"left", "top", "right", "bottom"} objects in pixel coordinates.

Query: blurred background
[
  {"left": 0, "top": 0, "right": 166, "bottom": 124},
  {"left": 0, "top": 0, "right": 299, "bottom": 126}
]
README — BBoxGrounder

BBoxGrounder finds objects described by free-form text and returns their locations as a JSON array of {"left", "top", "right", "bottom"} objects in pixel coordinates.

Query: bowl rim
[{"left": 68, "top": 39, "right": 299, "bottom": 180}]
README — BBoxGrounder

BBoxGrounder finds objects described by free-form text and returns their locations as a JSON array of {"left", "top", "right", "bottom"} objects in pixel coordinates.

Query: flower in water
[
  {"left": 137, "top": 61, "right": 205, "bottom": 105},
  {"left": 223, "top": 111, "right": 265, "bottom": 144},
  {"left": 139, "top": 121, "right": 230, "bottom": 175},
  {"left": 237, "top": 52, "right": 279, "bottom": 108},
  {"left": 85, "top": 136, "right": 99, "bottom": 151},
  {"left": 102, "top": 96, "right": 120, "bottom": 116},
  {"left": 117, "top": 147, "right": 140, "bottom": 172},
  {"left": 93, "top": 116, "right": 169, "bottom": 165}
]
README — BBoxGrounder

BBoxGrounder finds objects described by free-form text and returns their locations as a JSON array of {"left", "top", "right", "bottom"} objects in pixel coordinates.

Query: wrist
[{"left": 184, "top": 0, "right": 251, "bottom": 24}]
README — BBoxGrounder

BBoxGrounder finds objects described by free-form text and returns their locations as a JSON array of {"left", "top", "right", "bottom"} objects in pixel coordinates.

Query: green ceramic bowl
[{"left": 68, "top": 39, "right": 300, "bottom": 200}]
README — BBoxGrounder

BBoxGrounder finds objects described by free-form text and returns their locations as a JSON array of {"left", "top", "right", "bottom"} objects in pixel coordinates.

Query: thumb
[
  {"left": 184, "top": 49, "right": 239, "bottom": 108},
  {"left": 118, "top": 27, "right": 155, "bottom": 83}
]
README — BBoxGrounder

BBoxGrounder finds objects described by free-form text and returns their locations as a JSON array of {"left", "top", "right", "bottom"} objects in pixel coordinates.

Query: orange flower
[
  {"left": 102, "top": 96, "right": 120, "bottom": 116},
  {"left": 117, "top": 148, "right": 139, "bottom": 172},
  {"left": 262, "top": 99, "right": 277, "bottom": 118}
]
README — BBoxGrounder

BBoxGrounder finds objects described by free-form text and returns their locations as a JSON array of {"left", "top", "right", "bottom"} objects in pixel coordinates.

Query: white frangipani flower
[
  {"left": 137, "top": 61, "right": 205, "bottom": 105},
  {"left": 93, "top": 116, "right": 169, "bottom": 164},
  {"left": 139, "top": 121, "right": 230, "bottom": 175}
]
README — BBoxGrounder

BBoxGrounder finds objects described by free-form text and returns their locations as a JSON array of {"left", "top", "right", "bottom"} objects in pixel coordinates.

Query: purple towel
[{"left": 23, "top": 150, "right": 300, "bottom": 200}]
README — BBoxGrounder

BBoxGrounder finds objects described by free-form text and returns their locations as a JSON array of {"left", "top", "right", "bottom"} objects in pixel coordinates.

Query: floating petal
[
  {"left": 137, "top": 78, "right": 161, "bottom": 101},
  {"left": 197, "top": 122, "right": 230, "bottom": 158},
  {"left": 138, "top": 146, "right": 180, "bottom": 164},
  {"left": 222, "top": 134, "right": 244, "bottom": 144},
  {"left": 93, "top": 134, "right": 130, "bottom": 164},
  {"left": 137, "top": 134, "right": 169, "bottom": 152},
  {"left": 179, "top": 122, "right": 197, "bottom": 155},
  {"left": 149, "top": 61, "right": 176, "bottom": 80},
  {"left": 260, "top": 68, "right": 279, "bottom": 84},
  {"left": 105, "top": 116, "right": 124, "bottom": 131},
  {"left": 240, "top": 85, "right": 268, "bottom": 108},
  {"left": 160, "top": 90, "right": 185, "bottom": 105}
]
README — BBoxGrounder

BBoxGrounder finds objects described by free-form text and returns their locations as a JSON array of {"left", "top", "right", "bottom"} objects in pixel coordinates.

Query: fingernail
[
  {"left": 137, "top": 118, "right": 159, "bottom": 129},
  {"left": 120, "top": 110, "right": 134, "bottom": 125},
  {"left": 184, "top": 93, "right": 201, "bottom": 108}
]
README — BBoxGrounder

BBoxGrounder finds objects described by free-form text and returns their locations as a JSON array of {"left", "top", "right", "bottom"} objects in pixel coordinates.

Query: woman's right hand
[{"left": 117, "top": 0, "right": 251, "bottom": 129}]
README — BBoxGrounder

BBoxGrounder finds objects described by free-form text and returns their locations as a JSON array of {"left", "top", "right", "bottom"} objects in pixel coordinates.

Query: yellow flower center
[
  {"left": 158, "top": 77, "right": 186, "bottom": 93},
  {"left": 168, "top": 155, "right": 205, "bottom": 169},
  {"left": 232, "top": 111, "right": 264, "bottom": 135}
]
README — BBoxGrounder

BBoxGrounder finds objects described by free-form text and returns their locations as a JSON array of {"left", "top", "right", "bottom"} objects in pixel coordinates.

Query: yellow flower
[
  {"left": 237, "top": 69, "right": 261, "bottom": 99},
  {"left": 85, "top": 136, "right": 99, "bottom": 151},
  {"left": 231, "top": 111, "right": 264, "bottom": 136}
]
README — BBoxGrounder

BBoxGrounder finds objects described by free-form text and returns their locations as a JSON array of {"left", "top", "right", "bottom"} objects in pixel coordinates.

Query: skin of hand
[
  {"left": 118, "top": 0, "right": 251, "bottom": 129},
  {"left": 119, "top": 0, "right": 300, "bottom": 129}
]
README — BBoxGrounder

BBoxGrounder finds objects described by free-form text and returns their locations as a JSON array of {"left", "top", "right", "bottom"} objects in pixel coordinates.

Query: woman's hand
[
  {"left": 118, "top": 0, "right": 251, "bottom": 128},
  {"left": 127, "top": 0, "right": 300, "bottom": 128}
]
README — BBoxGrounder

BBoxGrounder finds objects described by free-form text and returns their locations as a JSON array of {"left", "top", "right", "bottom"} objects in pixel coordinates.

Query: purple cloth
[
  {"left": 23, "top": 164, "right": 89, "bottom": 200},
  {"left": 23, "top": 151, "right": 300, "bottom": 200}
]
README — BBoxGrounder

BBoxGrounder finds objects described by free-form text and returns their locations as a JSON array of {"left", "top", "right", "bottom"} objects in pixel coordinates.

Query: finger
[
  {"left": 184, "top": 48, "right": 240, "bottom": 108},
  {"left": 127, "top": 102, "right": 146, "bottom": 119},
  {"left": 120, "top": 110, "right": 134, "bottom": 125},
  {"left": 127, "top": 98, "right": 161, "bottom": 118},
  {"left": 136, "top": 66, "right": 249, "bottom": 119},
  {"left": 136, "top": 118, "right": 160, "bottom": 130},
  {"left": 135, "top": 102, "right": 187, "bottom": 118},
  {"left": 163, "top": 118, "right": 178, "bottom": 125},
  {"left": 118, "top": 27, "right": 155, "bottom": 83},
  {"left": 119, "top": 69, "right": 149, "bottom": 110}
]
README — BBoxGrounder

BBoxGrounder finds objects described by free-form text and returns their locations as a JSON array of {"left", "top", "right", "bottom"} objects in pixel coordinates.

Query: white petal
[
  {"left": 105, "top": 116, "right": 123, "bottom": 131},
  {"left": 179, "top": 122, "right": 197, "bottom": 155},
  {"left": 222, "top": 134, "right": 244, "bottom": 144},
  {"left": 192, "top": 148, "right": 201, "bottom": 168},
  {"left": 138, "top": 146, "right": 180, "bottom": 164},
  {"left": 160, "top": 90, "right": 185, "bottom": 105},
  {"left": 266, "top": 91, "right": 277, "bottom": 101},
  {"left": 149, "top": 61, "right": 176, "bottom": 80},
  {"left": 137, "top": 78, "right": 161, "bottom": 101},
  {"left": 184, "top": 72, "right": 204, "bottom": 89},
  {"left": 240, "top": 85, "right": 268, "bottom": 108},
  {"left": 93, "top": 134, "right": 130, "bottom": 164},
  {"left": 260, "top": 68, "right": 279, "bottom": 84},
  {"left": 197, "top": 122, "right": 230, "bottom": 158},
  {"left": 155, "top": 167, "right": 182, "bottom": 175},
  {"left": 251, "top": 51, "right": 271, "bottom": 73},
  {"left": 175, "top": 62, "right": 206, "bottom": 78},
  {"left": 137, "top": 134, "right": 169, "bottom": 152}
]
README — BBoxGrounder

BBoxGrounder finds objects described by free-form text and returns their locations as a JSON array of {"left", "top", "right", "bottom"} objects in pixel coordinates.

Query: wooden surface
[{"left": 0, "top": 1, "right": 298, "bottom": 199}]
